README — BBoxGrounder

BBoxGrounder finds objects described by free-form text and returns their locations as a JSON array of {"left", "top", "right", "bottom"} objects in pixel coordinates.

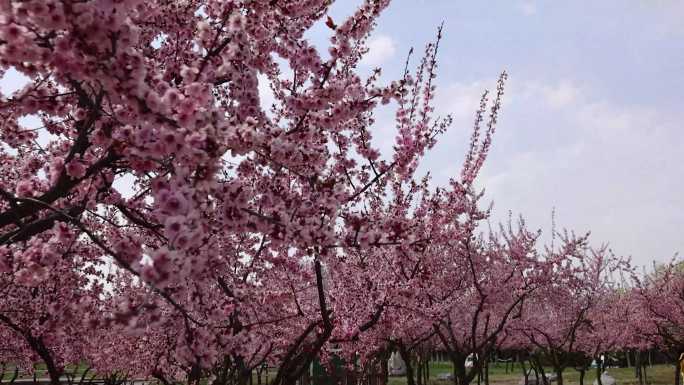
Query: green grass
[
  {"left": 384, "top": 362, "right": 676, "bottom": 385},
  {"left": 2, "top": 361, "right": 676, "bottom": 385},
  {"left": 0, "top": 363, "right": 97, "bottom": 381}
]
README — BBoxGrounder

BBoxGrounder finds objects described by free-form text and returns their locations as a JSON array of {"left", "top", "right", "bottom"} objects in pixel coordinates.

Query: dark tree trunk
[
  {"left": 452, "top": 357, "right": 467, "bottom": 385},
  {"left": 416, "top": 360, "right": 423, "bottom": 385},
  {"left": 237, "top": 367, "right": 252, "bottom": 385},
  {"left": 531, "top": 357, "right": 548, "bottom": 385},
  {"left": 382, "top": 355, "right": 389, "bottom": 385},
  {"left": 555, "top": 368, "right": 564, "bottom": 385},
  {"left": 399, "top": 345, "right": 417, "bottom": 385},
  {"left": 188, "top": 362, "right": 202, "bottom": 385},
  {"left": 538, "top": 366, "right": 548, "bottom": 385},
  {"left": 520, "top": 358, "right": 530, "bottom": 385},
  {"left": 418, "top": 357, "right": 425, "bottom": 385},
  {"left": 299, "top": 365, "right": 310, "bottom": 385},
  {"left": 274, "top": 326, "right": 332, "bottom": 385},
  {"left": 642, "top": 360, "right": 648, "bottom": 383},
  {"left": 578, "top": 369, "right": 585, "bottom": 385},
  {"left": 425, "top": 357, "right": 430, "bottom": 383},
  {"left": 422, "top": 358, "right": 429, "bottom": 385},
  {"left": 275, "top": 261, "right": 337, "bottom": 385},
  {"left": 594, "top": 355, "right": 604, "bottom": 385},
  {"left": 29, "top": 336, "right": 62, "bottom": 385},
  {"left": 405, "top": 358, "right": 416, "bottom": 385},
  {"left": 675, "top": 361, "right": 681, "bottom": 385}
]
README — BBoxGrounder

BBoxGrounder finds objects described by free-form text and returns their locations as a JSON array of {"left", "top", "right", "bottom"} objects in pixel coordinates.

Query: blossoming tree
[{"left": 0, "top": 0, "right": 508, "bottom": 384}]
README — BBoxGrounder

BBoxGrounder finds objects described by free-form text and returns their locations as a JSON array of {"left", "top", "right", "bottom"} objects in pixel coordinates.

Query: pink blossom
[
  {"left": 14, "top": 179, "right": 34, "bottom": 197},
  {"left": 65, "top": 159, "right": 87, "bottom": 179},
  {"left": 163, "top": 215, "right": 185, "bottom": 239},
  {"left": 157, "top": 190, "right": 189, "bottom": 216}
]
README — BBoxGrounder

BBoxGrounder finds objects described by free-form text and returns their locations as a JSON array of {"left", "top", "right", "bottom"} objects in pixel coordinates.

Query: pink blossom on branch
[{"left": 0, "top": 0, "right": 511, "bottom": 383}]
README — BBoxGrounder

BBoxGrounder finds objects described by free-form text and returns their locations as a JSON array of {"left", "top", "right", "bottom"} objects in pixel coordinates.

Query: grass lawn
[
  {"left": 387, "top": 362, "right": 676, "bottom": 385},
  {"left": 0, "top": 363, "right": 97, "bottom": 381},
  {"left": 2, "top": 362, "right": 675, "bottom": 385}
]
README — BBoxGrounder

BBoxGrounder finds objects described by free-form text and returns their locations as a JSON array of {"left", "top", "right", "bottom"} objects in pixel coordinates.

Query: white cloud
[
  {"left": 479, "top": 81, "right": 682, "bottom": 267},
  {"left": 415, "top": 77, "right": 683, "bottom": 268},
  {"left": 435, "top": 81, "right": 491, "bottom": 120},
  {"left": 519, "top": 1, "right": 538, "bottom": 16},
  {"left": 541, "top": 81, "right": 580, "bottom": 108},
  {"left": 432, "top": 76, "right": 517, "bottom": 125},
  {"left": 361, "top": 35, "right": 397, "bottom": 67},
  {"left": 636, "top": 0, "right": 684, "bottom": 36}
]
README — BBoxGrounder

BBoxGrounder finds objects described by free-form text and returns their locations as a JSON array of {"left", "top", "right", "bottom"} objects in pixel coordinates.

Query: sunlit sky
[
  {"left": 1, "top": 1, "right": 682, "bottom": 268},
  {"left": 312, "top": 0, "right": 684, "bottom": 268}
]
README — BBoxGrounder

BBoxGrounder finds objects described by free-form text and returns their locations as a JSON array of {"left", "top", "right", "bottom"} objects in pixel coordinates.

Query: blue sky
[
  {"left": 314, "top": 0, "right": 684, "bottom": 267},
  {"left": 1, "top": 1, "right": 682, "bottom": 268}
]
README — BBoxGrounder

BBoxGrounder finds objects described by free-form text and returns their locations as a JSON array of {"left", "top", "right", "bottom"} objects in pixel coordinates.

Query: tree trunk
[
  {"left": 274, "top": 326, "right": 332, "bottom": 385},
  {"left": 382, "top": 355, "right": 389, "bottom": 385},
  {"left": 238, "top": 366, "right": 253, "bottom": 385},
  {"left": 453, "top": 357, "right": 467, "bottom": 385},
  {"left": 188, "top": 362, "right": 203, "bottom": 385},
  {"left": 578, "top": 369, "right": 585, "bottom": 385},
  {"left": 399, "top": 345, "right": 417, "bottom": 385},
  {"left": 422, "top": 358, "right": 429, "bottom": 385},
  {"left": 520, "top": 358, "right": 530, "bottom": 385},
  {"left": 594, "top": 355, "right": 604, "bottom": 385},
  {"left": 425, "top": 358, "right": 430, "bottom": 383},
  {"left": 300, "top": 365, "right": 310, "bottom": 385},
  {"left": 642, "top": 362, "right": 648, "bottom": 384},
  {"left": 674, "top": 361, "right": 681, "bottom": 385},
  {"left": 555, "top": 368, "right": 564, "bottom": 385},
  {"left": 416, "top": 359, "right": 423, "bottom": 385},
  {"left": 531, "top": 357, "right": 548, "bottom": 385},
  {"left": 635, "top": 351, "right": 644, "bottom": 385},
  {"left": 538, "top": 366, "right": 548, "bottom": 385},
  {"left": 29, "top": 336, "right": 62, "bottom": 385}
]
